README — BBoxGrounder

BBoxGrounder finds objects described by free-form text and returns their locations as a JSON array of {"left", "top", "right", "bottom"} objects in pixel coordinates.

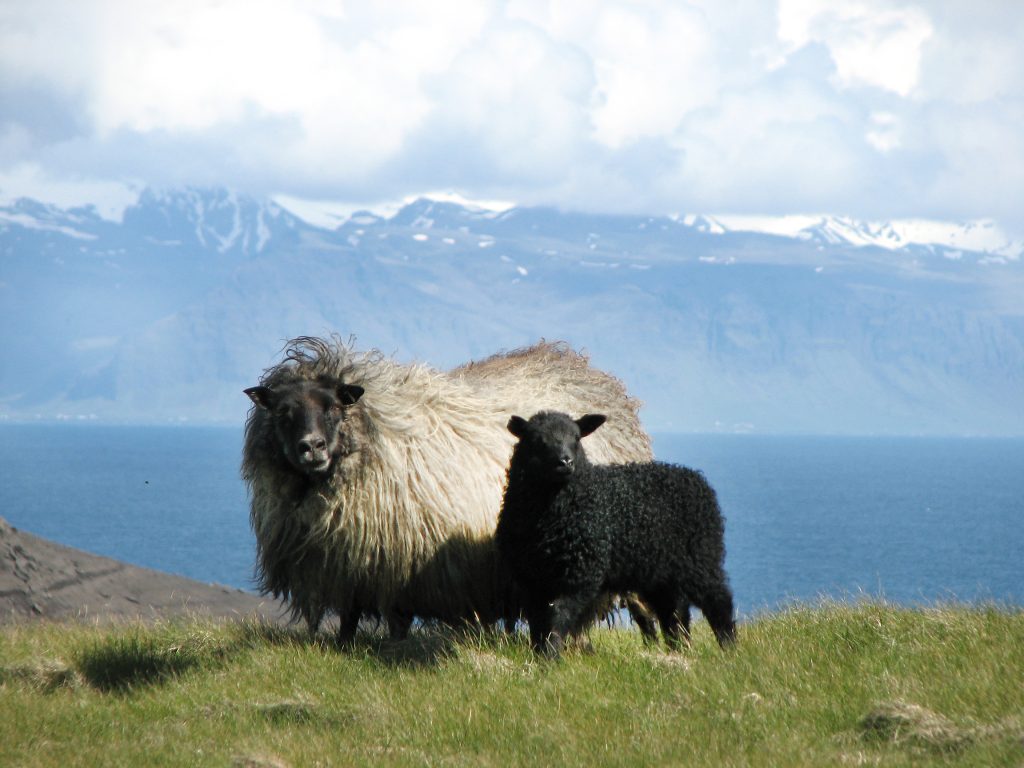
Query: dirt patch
[{"left": 860, "top": 700, "right": 1023, "bottom": 753}]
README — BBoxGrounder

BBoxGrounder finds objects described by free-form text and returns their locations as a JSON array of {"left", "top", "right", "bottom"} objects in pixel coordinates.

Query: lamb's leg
[
  {"left": 646, "top": 590, "right": 691, "bottom": 651},
  {"left": 667, "top": 601, "right": 692, "bottom": 651},
  {"left": 548, "top": 591, "right": 600, "bottom": 658},
  {"left": 625, "top": 593, "right": 660, "bottom": 644},
  {"left": 526, "top": 600, "right": 555, "bottom": 656},
  {"left": 697, "top": 585, "right": 737, "bottom": 648}
]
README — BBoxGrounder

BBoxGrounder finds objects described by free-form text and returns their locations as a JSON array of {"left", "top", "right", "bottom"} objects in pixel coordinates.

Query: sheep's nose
[
  {"left": 560, "top": 455, "right": 574, "bottom": 468},
  {"left": 299, "top": 436, "right": 327, "bottom": 455}
]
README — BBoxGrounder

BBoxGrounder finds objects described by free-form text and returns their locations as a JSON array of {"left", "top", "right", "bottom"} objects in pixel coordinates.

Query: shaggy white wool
[{"left": 244, "top": 338, "right": 651, "bottom": 622}]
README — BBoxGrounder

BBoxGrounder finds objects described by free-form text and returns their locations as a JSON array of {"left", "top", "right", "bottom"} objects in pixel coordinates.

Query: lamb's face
[
  {"left": 507, "top": 411, "right": 607, "bottom": 486},
  {"left": 245, "top": 379, "right": 364, "bottom": 478}
]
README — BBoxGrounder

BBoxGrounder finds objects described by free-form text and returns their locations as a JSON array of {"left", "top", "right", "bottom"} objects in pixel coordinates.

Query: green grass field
[{"left": 2, "top": 602, "right": 1022, "bottom": 767}]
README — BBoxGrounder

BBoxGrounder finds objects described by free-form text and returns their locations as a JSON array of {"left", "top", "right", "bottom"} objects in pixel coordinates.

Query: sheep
[
  {"left": 241, "top": 336, "right": 654, "bottom": 643},
  {"left": 496, "top": 410, "right": 736, "bottom": 657}
]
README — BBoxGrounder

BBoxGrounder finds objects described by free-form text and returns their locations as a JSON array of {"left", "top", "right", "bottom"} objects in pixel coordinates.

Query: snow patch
[
  {"left": 272, "top": 195, "right": 368, "bottom": 229},
  {"left": 682, "top": 214, "right": 727, "bottom": 235},
  {"left": 255, "top": 208, "right": 271, "bottom": 252},
  {"left": 273, "top": 190, "right": 514, "bottom": 229},
  {"left": 687, "top": 213, "right": 1023, "bottom": 259},
  {"left": 0, "top": 211, "right": 97, "bottom": 240}
]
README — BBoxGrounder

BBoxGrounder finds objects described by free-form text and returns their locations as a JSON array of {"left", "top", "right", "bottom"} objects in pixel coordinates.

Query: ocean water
[
  {"left": 653, "top": 433, "right": 1023, "bottom": 615},
  {"left": 1, "top": 425, "right": 1021, "bottom": 618}
]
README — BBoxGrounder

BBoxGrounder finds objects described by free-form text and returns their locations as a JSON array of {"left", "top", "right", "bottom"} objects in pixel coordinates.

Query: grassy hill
[{"left": 2, "top": 603, "right": 1022, "bottom": 767}]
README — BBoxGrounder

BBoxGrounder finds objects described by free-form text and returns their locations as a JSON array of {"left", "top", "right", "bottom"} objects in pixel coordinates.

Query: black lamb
[{"left": 496, "top": 410, "right": 736, "bottom": 657}]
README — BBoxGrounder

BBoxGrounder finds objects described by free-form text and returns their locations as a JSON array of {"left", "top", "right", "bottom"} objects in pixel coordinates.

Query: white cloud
[
  {"left": 865, "top": 111, "right": 900, "bottom": 152},
  {"left": 0, "top": 1, "right": 1022, "bottom": 236},
  {"left": 0, "top": 163, "right": 138, "bottom": 220},
  {"left": 420, "top": 19, "right": 595, "bottom": 179},
  {"left": 915, "top": 4, "right": 1024, "bottom": 105},
  {"left": 3, "top": 1, "right": 488, "bottom": 178},
  {"left": 509, "top": 1, "right": 720, "bottom": 148},
  {"left": 778, "top": 0, "right": 933, "bottom": 96}
]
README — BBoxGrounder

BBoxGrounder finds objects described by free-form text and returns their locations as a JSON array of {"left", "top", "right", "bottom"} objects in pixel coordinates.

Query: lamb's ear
[
  {"left": 576, "top": 413, "right": 607, "bottom": 437},
  {"left": 244, "top": 386, "right": 277, "bottom": 410},
  {"left": 507, "top": 415, "right": 529, "bottom": 439},
  {"left": 338, "top": 384, "right": 364, "bottom": 405}
]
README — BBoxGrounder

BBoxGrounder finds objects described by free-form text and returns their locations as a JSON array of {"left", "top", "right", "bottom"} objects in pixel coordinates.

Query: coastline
[{"left": 0, "top": 516, "right": 286, "bottom": 625}]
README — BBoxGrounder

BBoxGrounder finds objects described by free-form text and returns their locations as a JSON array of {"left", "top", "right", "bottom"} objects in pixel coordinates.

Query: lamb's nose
[{"left": 560, "top": 456, "right": 574, "bottom": 468}]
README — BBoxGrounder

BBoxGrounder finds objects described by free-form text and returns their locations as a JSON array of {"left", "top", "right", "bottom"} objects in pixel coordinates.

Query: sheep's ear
[
  {"left": 507, "top": 415, "right": 529, "bottom": 439},
  {"left": 338, "top": 384, "right": 364, "bottom": 405},
  {"left": 576, "top": 414, "right": 607, "bottom": 437},
  {"left": 244, "top": 386, "right": 277, "bottom": 410}
]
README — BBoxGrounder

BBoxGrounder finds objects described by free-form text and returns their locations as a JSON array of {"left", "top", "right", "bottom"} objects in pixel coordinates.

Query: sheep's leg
[
  {"left": 336, "top": 602, "right": 362, "bottom": 647},
  {"left": 387, "top": 610, "right": 414, "bottom": 641},
  {"left": 303, "top": 605, "right": 325, "bottom": 637},
  {"left": 697, "top": 585, "right": 737, "bottom": 648}
]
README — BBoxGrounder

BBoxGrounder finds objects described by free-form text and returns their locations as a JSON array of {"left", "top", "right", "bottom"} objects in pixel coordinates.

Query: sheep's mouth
[{"left": 299, "top": 457, "right": 333, "bottom": 475}]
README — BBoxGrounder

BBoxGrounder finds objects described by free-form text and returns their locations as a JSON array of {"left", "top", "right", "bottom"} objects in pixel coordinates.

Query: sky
[{"left": 1, "top": 0, "right": 1023, "bottom": 236}]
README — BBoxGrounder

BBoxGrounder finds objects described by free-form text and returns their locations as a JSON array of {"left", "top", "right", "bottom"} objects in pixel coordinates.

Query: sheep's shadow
[
  {"left": 354, "top": 629, "right": 464, "bottom": 668},
  {"left": 74, "top": 629, "right": 215, "bottom": 692},
  {"left": 234, "top": 614, "right": 508, "bottom": 668}
]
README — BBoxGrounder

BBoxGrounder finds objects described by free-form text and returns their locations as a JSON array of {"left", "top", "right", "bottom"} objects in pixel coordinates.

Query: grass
[{"left": 1, "top": 602, "right": 1022, "bottom": 767}]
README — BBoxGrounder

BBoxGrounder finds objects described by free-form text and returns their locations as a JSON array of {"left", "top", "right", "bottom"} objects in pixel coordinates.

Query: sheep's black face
[
  {"left": 245, "top": 380, "right": 364, "bottom": 478},
  {"left": 507, "top": 411, "right": 607, "bottom": 487}
]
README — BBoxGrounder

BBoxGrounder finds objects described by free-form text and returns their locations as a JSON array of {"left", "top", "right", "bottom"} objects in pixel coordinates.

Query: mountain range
[{"left": 1, "top": 187, "right": 1022, "bottom": 435}]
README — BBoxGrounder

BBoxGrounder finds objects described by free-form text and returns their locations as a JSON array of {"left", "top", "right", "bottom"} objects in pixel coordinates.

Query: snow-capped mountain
[
  {"left": 271, "top": 194, "right": 1023, "bottom": 261},
  {"left": 124, "top": 187, "right": 302, "bottom": 255},
  {"left": 2, "top": 187, "right": 1022, "bottom": 435}
]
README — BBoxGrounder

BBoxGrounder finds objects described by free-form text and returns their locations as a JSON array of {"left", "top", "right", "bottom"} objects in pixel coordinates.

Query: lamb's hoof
[{"left": 537, "top": 634, "right": 566, "bottom": 660}]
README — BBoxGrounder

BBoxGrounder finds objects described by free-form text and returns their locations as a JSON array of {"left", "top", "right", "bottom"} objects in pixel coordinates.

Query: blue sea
[{"left": 1, "top": 425, "right": 1021, "bottom": 618}]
